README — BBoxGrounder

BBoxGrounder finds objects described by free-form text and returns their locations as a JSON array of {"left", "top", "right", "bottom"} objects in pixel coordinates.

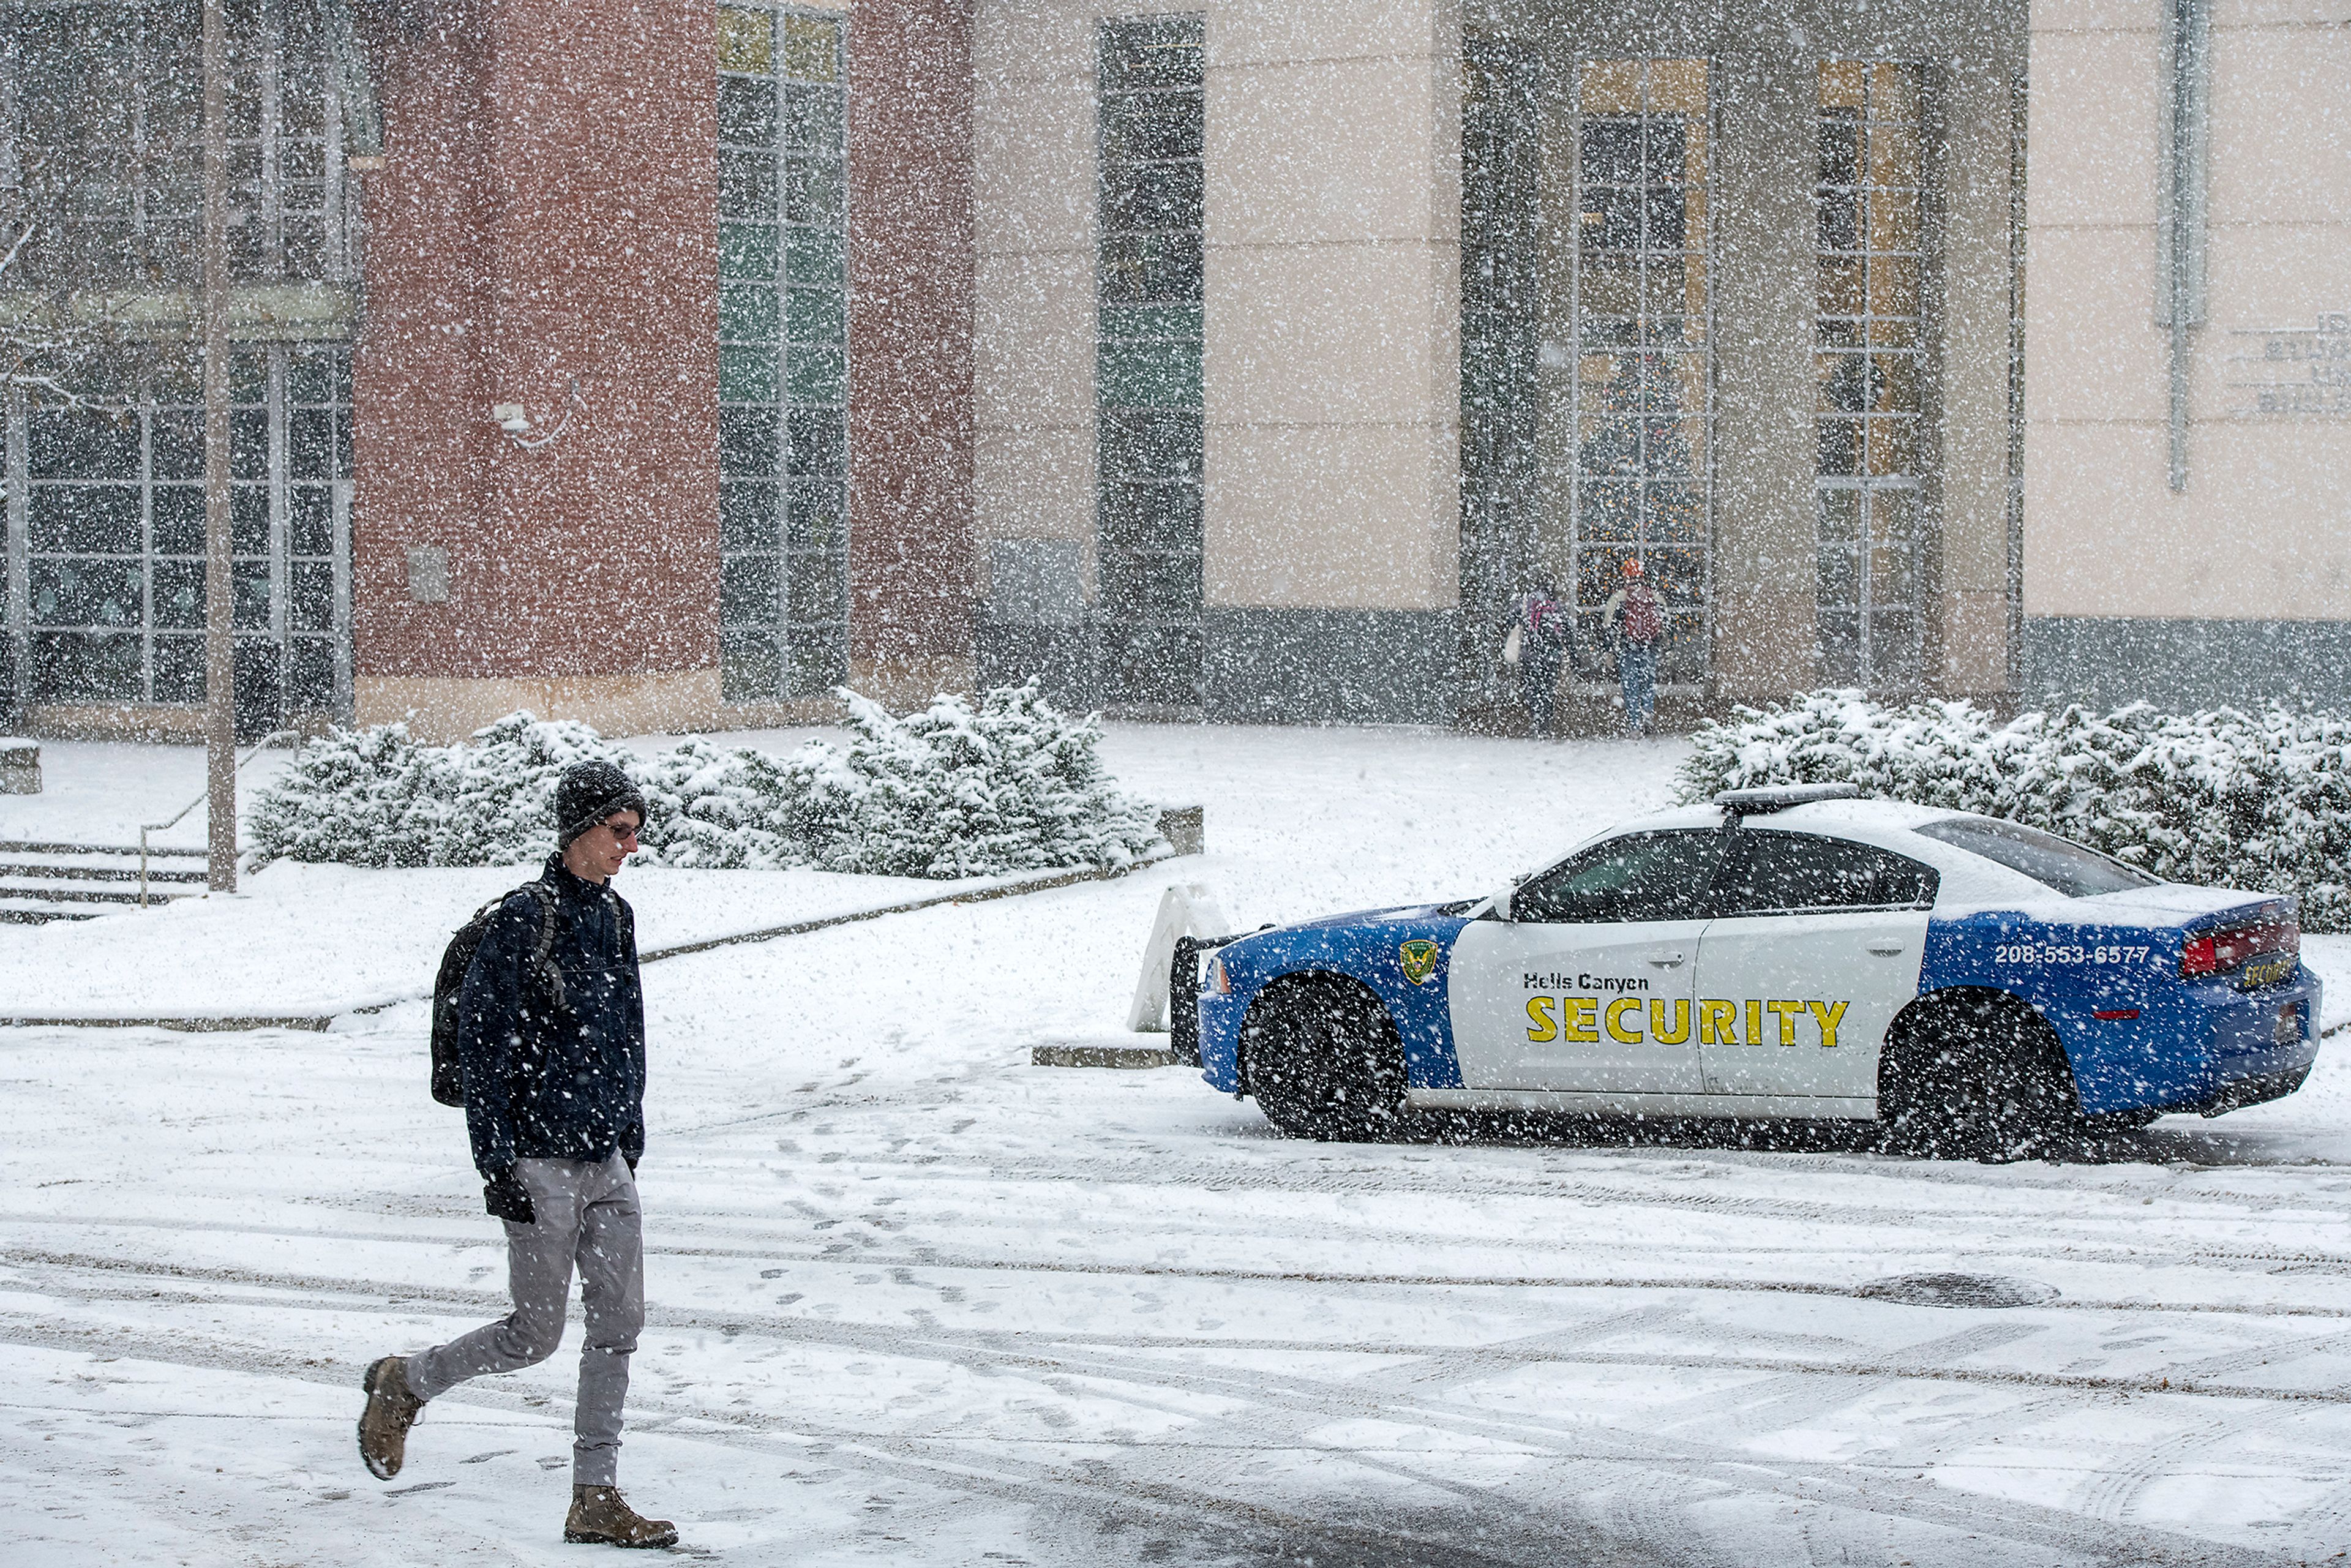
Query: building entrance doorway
[
  {"left": 1460, "top": 0, "right": 2027, "bottom": 718},
  {"left": 1562, "top": 58, "right": 1712, "bottom": 689}
]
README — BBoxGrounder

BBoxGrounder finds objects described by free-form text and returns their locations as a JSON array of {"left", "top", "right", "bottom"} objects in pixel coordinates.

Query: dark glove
[
  {"left": 483, "top": 1168, "right": 535, "bottom": 1225},
  {"left": 625, "top": 1154, "right": 638, "bottom": 1175}
]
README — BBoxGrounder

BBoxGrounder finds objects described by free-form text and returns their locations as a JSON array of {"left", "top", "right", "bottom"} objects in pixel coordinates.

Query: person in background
[
  {"left": 1504, "top": 575, "right": 1571, "bottom": 738},
  {"left": 356, "top": 759, "right": 677, "bottom": 1550},
  {"left": 1603, "top": 558, "right": 1664, "bottom": 737}
]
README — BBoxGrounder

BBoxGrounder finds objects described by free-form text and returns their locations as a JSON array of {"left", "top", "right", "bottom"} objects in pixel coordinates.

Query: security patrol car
[{"left": 1192, "top": 784, "right": 2320, "bottom": 1153}]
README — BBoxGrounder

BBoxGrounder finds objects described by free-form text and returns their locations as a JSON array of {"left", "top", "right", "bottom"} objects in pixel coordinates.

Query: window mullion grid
[
  {"left": 260, "top": 0, "right": 283, "bottom": 272},
  {"left": 321, "top": 10, "right": 348, "bottom": 282},
  {"left": 4, "top": 377, "right": 25, "bottom": 717},
  {"left": 1565, "top": 59, "right": 1581, "bottom": 677},
  {"left": 267, "top": 343, "right": 288, "bottom": 659},
  {"left": 1698, "top": 62, "right": 1716, "bottom": 686},
  {"left": 1095, "top": 21, "right": 1194, "bottom": 707},
  {"left": 331, "top": 463, "right": 351, "bottom": 715},
  {"left": 766, "top": 31, "right": 790, "bottom": 685},
  {"left": 129, "top": 7, "right": 148, "bottom": 269},
  {"left": 1569, "top": 57, "right": 1710, "bottom": 691},
  {"left": 0, "top": 23, "right": 19, "bottom": 217},
  {"left": 718, "top": 6, "right": 848, "bottom": 703},
  {"left": 781, "top": 10, "right": 849, "bottom": 699},
  {"left": 137, "top": 359, "right": 154, "bottom": 700},
  {"left": 2, "top": 38, "right": 19, "bottom": 716},
  {"left": 716, "top": 11, "right": 782, "bottom": 703}
]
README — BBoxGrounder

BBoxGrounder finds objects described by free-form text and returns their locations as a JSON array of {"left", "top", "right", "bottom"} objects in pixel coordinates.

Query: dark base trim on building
[
  {"left": 2023, "top": 615, "right": 2351, "bottom": 711},
  {"left": 975, "top": 619, "right": 1097, "bottom": 711},
  {"left": 1201, "top": 609, "right": 1457, "bottom": 726},
  {"left": 977, "top": 608, "right": 1460, "bottom": 726}
]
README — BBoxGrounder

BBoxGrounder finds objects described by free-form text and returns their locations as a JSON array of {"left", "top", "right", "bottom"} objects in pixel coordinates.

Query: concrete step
[
  {"left": 0, "top": 902, "right": 99, "bottom": 925},
  {"left": 0, "top": 879, "right": 195, "bottom": 907},
  {"left": 0, "top": 839, "right": 209, "bottom": 860},
  {"left": 0, "top": 859, "right": 209, "bottom": 885}
]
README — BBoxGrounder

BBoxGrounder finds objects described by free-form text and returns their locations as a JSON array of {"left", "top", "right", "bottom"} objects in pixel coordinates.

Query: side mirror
[{"left": 1494, "top": 888, "right": 1515, "bottom": 923}]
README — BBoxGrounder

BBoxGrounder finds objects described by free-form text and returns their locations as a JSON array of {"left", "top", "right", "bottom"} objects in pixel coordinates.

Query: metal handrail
[{"left": 139, "top": 730, "right": 294, "bottom": 907}]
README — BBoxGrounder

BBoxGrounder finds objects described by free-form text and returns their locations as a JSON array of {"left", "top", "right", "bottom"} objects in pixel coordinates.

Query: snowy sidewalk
[{"left": 0, "top": 859, "right": 1153, "bottom": 1022}]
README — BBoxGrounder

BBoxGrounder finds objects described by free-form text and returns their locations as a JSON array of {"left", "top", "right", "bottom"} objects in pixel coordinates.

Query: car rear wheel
[
  {"left": 1879, "top": 990, "right": 2081, "bottom": 1161},
  {"left": 1242, "top": 974, "right": 1407, "bottom": 1141}
]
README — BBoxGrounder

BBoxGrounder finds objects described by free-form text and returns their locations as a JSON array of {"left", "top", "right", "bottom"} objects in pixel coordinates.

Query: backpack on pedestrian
[
  {"left": 1621, "top": 583, "right": 1663, "bottom": 647},
  {"left": 427, "top": 879, "right": 568, "bottom": 1107}
]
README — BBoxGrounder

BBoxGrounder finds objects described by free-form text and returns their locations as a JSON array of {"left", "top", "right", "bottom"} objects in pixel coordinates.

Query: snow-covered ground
[
  {"left": 6, "top": 724, "right": 2351, "bottom": 1566},
  {"left": 0, "top": 861, "right": 1102, "bottom": 1020}
]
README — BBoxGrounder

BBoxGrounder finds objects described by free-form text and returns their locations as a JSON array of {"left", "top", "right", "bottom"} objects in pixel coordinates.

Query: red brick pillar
[
  {"left": 848, "top": 0, "right": 978, "bottom": 705},
  {"left": 353, "top": 0, "right": 720, "bottom": 740}
]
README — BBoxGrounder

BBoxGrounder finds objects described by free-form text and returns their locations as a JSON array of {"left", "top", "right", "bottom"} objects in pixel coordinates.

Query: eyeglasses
[{"left": 601, "top": 819, "right": 642, "bottom": 844}]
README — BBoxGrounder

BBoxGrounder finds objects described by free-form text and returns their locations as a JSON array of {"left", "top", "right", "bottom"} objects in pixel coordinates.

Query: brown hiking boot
[
  {"left": 565, "top": 1485, "right": 680, "bottom": 1548},
  {"left": 356, "top": 1355, "right": 424, "bottom": 1480}
]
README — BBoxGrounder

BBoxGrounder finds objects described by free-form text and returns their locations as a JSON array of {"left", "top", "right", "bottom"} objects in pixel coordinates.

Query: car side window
[
  {"left": 1711, "top": 830, "right": 1938, "bottom": 916},
  {"left": 1512, "top": 831, "right": 1726, "bottom": 925}
]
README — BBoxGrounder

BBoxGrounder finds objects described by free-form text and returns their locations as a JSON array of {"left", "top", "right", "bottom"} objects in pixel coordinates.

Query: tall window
[
  {"left": 1566, "top": 59, "right": 1711, "bottom": 686},
  {"left": 717, "top": 4, "right": 849, "bottom": 702},
  {"left": 1096, "top": 16, "right": 1204, "bottom": 709},
  {"left": 2, "top": 0, "right": 361, "bottom": 291},
  {"left": 3, "top": 1, "right": 359, "bottom": 724},
  {"left": 7, "top": 344, "right": 350, "bottom": 719},
  {"left": 1815, "top": 61, "right": 1925, "bottom": 688}
]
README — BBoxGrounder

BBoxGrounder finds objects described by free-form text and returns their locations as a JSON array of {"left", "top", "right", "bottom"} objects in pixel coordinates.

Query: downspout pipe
[{"left": 2158, "top": 0, "right": 2209, "bottom": 493}]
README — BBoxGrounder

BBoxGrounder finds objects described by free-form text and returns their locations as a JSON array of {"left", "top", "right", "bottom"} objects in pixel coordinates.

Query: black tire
[
  {"left": 1878, "top": 991, "right": 2081, "bottom": 1161},
  {"left": 1241, "top": 975, "right": 1408, "bottom": 1141}
]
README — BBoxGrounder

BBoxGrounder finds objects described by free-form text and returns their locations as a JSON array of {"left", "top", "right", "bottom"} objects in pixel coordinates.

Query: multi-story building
[{"left": 2, "top": 0, "right": 2343, "bottom": 740}]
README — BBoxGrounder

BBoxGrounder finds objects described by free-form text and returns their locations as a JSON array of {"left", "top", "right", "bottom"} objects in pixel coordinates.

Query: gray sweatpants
[{"left": 407, "top": 1154, "right": 643, "bottom": 1486}]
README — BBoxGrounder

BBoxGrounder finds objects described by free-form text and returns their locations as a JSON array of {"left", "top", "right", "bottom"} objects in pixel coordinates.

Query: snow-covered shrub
[
  {"left": 245, "top": 680, "right": 1164, "bottom": 879},
  {"left": 246, "top": 721, "right": 444, "bottom": 868},
  {"left": 1675, "top": 690, "right": 2351, "bottom": 929},
  {"left": 787, "top": 683, "right": 1162, "bottom": 877}
]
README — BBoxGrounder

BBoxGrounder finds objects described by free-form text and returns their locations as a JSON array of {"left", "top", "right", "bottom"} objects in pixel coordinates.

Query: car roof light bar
[{"left": 1713, "top": 782, "right": 1864, "bottom": 823}]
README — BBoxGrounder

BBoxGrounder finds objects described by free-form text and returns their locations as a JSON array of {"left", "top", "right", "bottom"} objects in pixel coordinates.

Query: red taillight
[
  {"left": 2180, "top": 917, "right": 2297, "bottom": 979},
  {"left": 1207, "top": 956, "right": 1231, "bottom": 995}
]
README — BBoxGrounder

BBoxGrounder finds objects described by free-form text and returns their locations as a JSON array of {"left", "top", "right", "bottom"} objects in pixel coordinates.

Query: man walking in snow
[{"left": 357, "top": 758, "right": 677, "bottom": 1550}]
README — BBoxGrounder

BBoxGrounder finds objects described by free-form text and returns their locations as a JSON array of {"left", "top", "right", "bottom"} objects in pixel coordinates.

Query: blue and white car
[{"left": 1192, "top": 784, "right": 2319, "bottom": 1153}]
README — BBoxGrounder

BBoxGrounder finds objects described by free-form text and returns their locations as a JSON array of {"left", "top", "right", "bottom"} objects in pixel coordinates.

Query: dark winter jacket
[
  {"left": 1506, "top": 592, "right": 1569, "bottom": 660},
  {"left": 458, "top": 855, "right": 646, "bottom": 1176}
]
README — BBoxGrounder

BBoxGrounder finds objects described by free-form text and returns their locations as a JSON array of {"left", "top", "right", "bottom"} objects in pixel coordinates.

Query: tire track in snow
[
  {"left": 0, "top": 1315, "right": 1712, "bottom": 1568},
  {"left": 12, "top": 1215, "right": 2351, "bottom": 1326},
  {"left": 0, "top": 1250, "right": 2328, "bottom": 1566},
  {"left": 0, "top": 1309, "right": 2284, "bottom": 1568}
]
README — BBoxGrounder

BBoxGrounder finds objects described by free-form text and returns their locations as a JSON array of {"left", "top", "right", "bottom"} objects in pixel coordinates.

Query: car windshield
[{"left": 1913, "top": 816, "right": 2161, "bottom": 898}]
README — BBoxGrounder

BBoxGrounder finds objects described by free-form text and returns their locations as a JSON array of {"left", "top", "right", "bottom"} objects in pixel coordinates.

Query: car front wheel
[{"left": 1241, "top": 974, "right": 1408, "bottom": 1141}]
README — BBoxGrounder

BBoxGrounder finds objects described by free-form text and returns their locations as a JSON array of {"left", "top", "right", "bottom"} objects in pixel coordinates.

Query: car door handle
[
  {"left": 1646, "top": 953, "right": 1687, "bottom": 968},
  {"left": 1868, "top": 943, "right": 1907, "bottom": 957}
]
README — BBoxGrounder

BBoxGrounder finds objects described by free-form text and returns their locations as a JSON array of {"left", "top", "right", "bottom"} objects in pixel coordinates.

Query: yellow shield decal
[{"left": 1398, "top": 938, "right": 1441, "bottom": 986}]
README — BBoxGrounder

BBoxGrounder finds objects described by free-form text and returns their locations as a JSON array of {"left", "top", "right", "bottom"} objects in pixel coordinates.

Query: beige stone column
[
  {"left": 970, "top": 2, "right": 1101, "bottom": 594},
  {"left": 1708, "top": 40, "right": 1821, "bottom": 703},
  {"left": 1202, "top": 1, "right": 1461, "bottom": 620},
  {"left": 1926, "top": 32, "right": 2027, "bottom": 701}
]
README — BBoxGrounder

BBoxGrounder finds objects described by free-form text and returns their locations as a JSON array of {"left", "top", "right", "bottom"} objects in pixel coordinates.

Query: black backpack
[{"left": 429, "top": 879, "right": 568, "bottom": 1107}]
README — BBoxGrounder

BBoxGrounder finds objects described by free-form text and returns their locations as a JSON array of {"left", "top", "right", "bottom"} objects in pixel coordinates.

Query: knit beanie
[{"left": 554, "top": 759, "right": 650, "bottom": 850}]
